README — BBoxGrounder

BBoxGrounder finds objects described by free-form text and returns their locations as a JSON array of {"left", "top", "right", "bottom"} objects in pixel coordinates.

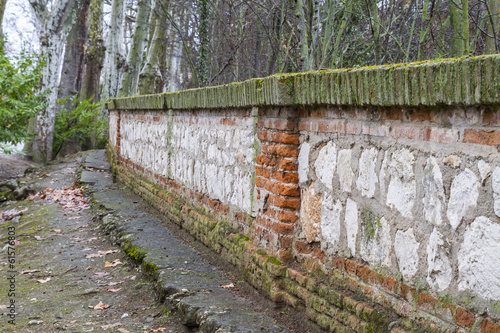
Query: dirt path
[{"left": 0, "top": 153, "right": 190, "bottom": 332}]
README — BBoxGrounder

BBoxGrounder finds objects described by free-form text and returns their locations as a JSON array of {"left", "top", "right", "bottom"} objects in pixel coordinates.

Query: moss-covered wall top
[{"left": 108, "top": 55, "right": 500, "bottom": 110}]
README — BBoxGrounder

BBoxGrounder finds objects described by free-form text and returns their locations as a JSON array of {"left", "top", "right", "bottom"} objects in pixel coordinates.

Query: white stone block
[
  {"left": 298, "top": 142, "right": 310, "bottom": 185},
  {"left": 386, "top": 150, "right": 416, "bottom": 218},
  {"left": 394, "top": 228, "right": 419, "bottom": 279},
  {"left": 426, "top": 228, "right": 452, "bottom": 292},
  {"left": 356, "top": 148, "right": 378, "bottom": 198},
  {"left": 458, "top": 216, "right": 500, "bottom": 300},
  {"left": 337, "top": 149, "right": 354, "bottom": 193},
  {"left": 321, "top": 194, "right": 343, "bottom": 249},
  {"left": 344, "top": 199, "right": 358, "bottom": 256},
  {"left": 492, "top": 167, "right": 500, "bottom": 217},
  {"left": 478, "top": 160, "right": 492, "bottom": 183},
  {"left": 315, "top": 141, "right": 337, "bottom": 190},
  {"left": 447, "top": 169, "right": 479, "bottom": 229},
  {"left": 422, "top": 157, "right": 445, "bottom": 226}
]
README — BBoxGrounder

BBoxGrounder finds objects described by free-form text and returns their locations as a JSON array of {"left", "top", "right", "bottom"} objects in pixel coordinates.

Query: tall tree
[
  {"left": 0, "top": 0, "right": 7, "bottom": 37},
  {"left": 448, "top": 0, "right": 470, "bottom": 56},
  {"left": 138, "top": 0, "right": 169, "bottom": 94},
  {"left": 119, "top": 0, "right": 153, "bottom": 97},
  {"left": 485, "top": 0, "right": 500, "bottom": 53},
  {"left": 56, "top": 0, "right": 90, "bottom": 155},
  {"left": 29, "top": 0, "right": 79, "bottom": 163},
  {"left": 102, "top": 0, "right": 127, "bottom": 101},
  {"left": 196, "top": 0, "right": 209, "bottom": 87}
]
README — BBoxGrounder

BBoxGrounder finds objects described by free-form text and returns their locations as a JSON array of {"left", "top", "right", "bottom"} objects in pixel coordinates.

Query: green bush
[
  {"left": 53, "top": 96, "right": 107, "bottom": 158},
  {"left": 0, "top": 38, "right": 47, "bottom": 153}
]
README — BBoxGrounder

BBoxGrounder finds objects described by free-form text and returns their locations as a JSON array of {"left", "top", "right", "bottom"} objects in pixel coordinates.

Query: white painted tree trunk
[
  {"left": 119, "top": 0, "right": 153, "bottom": 97},
  {"left": 102, "top": 0, "right": 127, "bottom": 101},
  {"left": 29, "top": 0, "right": 78, "bottom": 163},
  {"left": 166, "top": 13, "right": 183, "bottom": 92}
]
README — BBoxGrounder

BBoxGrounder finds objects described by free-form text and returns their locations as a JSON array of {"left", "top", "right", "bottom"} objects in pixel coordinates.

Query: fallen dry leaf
[
  {"left": 90, "top": 272, "right": 109, "bottom": 279},
  {"left": 93, "top": 301, "right": 111, "bottom": 310},
  {"left": 21, "top": 269, "right": 40, "bottom": 274},
  {"left": 107, "top": 281, "right": 124, "bottom": 286},
  {"left": 53, "top": 229, "right": 61, "bottom": 233},
  {"left": 118, "top": 328, "right": 130, "bottom": 333},
  {"left": 33, "top": 186, "right": 90, "bottom": 212},
  {"left": 34, "top": 236, "right": 45, "bottom": 241},
  {"left": 151, "top": 328, "right": 166, "bottom": 332},
  {"left": 221, "top": 283, "right": 235, "bottom": 289},
  {"left": 101, "top": 322, "right": 121, "bottom": 329},
  {"left": 86, "top": 250, "right": 119, "bottom": 259},
  {"left": 37, "top": 278, "right": 51, "bottom": 283},
  {"left": 104, "top": 259, "right": 123, "bottom": 268},
  {"left": 107, "top": 288, "right": 121, "bottom": 293},
  {"left": 83, "top": 322, "right": 98, "bottom": 326},
  {"left": 68, "top": 216, "right": 81, "bottom": 220},
  {"left": 0, "top": 208, "right": 28, "bottom": 222},
  {"left": 86, "top": 266, "right": 93, "bottom": 270}
]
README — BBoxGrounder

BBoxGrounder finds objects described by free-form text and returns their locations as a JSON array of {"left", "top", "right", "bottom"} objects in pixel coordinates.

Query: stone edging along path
[{"left": 80, "top": 150, "right": 291, "bottom": 333}]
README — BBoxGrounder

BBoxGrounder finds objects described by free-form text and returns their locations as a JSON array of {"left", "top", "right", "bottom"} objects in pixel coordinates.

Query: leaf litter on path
[
  {"left": 29, "top": 185, "right": 90, "bottom": 212},
  {"left": 85, "top": 249, "right": 119, "bottom": 259},
  {"left": 104, "top": 259, "right": 123, "bottom": 267}
]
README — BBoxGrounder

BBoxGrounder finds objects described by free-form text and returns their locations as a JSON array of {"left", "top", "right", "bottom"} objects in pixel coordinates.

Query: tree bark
[
  {"left": 0, "top": 0, "right": 7, "bottom": 37},
  {"left": 448, "top": 0, "right": 469, "bottom": 56},
  {"left": 29, "top": 0, "right": 79, "bottom": 163},
  {"left": 196, "top": 0, "right": 209, "bottom": 87},
  {"left": 138, "top": 0, "right": 169, "bottom": 95},
  {"left": 102, "top": 0, "right": 127, "bottom": 101},
  {"left": 486, "top": 0, "right": 500, "bottom": 54},
  {"left": 119, "top": 0, "right": 153, "bottom": 97}
]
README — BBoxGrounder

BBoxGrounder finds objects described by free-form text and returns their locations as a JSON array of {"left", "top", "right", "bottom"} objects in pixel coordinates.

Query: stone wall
[{"left": 108, "top": 55, "right": 500, "bottom": 332}]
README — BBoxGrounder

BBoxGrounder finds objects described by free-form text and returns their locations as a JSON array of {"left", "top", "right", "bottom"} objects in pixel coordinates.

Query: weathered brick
[
  {"left": 279, "top": 236, "right": 293, "bottom": 249},
  {"left": 455, "top": 307, "right": 475, "bottom": 328},
  {"left": 382, "top": 108, "right": 403, "bottom": 121},
  {"left": 255, "top": 165, "right": 271, "bottom": 178},
  {"left": 463, "top": 129, "right": 500, "bottom": 145},
  {"left": 318, "top": 120, "right": 345, "bottom": 133},
  {"left": 423, "top": 127, "right": 459, "bottom": 143},
  {"left": 483, "top": 108, "right": 500, "bottom": 125},
  {"left": 272, "top": 222, "right": 294, "bottom": 235},
  {"left": 481, "top": 318, "right": 500, "bottom": 333},
  {"left": 391, "top": 125, "right": 421, "bottom": 140},
  {"left": 272, "top": 183, "right": 300, "bottom": 197},
  {"left": 271, "top": 195, "right": 301, "bottom": 210},
  {"left": 273, "top": 171, "right": 299, "bottom": 184},
  {"left": 277, "top": 210, "right": 298, "bottom": 223},
  {"left": 407, "top": 108, "right": 437, "bottom": 122},
  {"left": 273, "top": 133, "right": 300, "bottom": 145},
  {"left": 294, "top": 240, "right": 313, "bottom": 254},
  {"left": 278, "top": 158, "right": 298, "bottom": 171},
  {"left": 275, "top": 145, "right": 299, "bottom": 157}
]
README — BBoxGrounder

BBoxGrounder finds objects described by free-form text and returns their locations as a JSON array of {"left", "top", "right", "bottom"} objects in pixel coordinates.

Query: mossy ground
[{"left": 0, "top": 153, "right": 189, "bottom": 332}]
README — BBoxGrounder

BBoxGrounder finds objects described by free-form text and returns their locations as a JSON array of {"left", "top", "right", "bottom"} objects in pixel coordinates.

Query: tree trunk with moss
[
  {"left": 102, "top": 0, "right": 126, "bottom": 101},
  {"left": 448, "top": 0, "right": 469, "bottom": 56},
  {"left": 138, "top": 0, "right": 169, "bottom": 95},
  {"left": 196, "top": 0, "right": 209, "bottom": 87},
  {"left": 0, "top": 0, "right": 7, "bottom": 37},
  {"left": 486, "top": 0, "right": 500, "bottom": 54},
  {"left": 29, "top": 0, "right": 79, "bottom": 163},
  {"left": 119, "top": 0, "right": 153, "bottom": 97}
]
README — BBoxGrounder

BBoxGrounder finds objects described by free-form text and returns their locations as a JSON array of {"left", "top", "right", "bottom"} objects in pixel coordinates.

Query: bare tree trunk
[
  {"left": 119, "top": 0, "right": 153, "bottom": 97},
  {"left": 56, "top": 0, "right": 90, "bottom": 156},
  {"left": 29, "top": 0, "right": 79, "bottom": 163},
  {"left": 448, "top": 0, "right": 469, "bottom": 56},
  {"left": 138, "top": 0, "right": 169, "bottom": 94},
  {"left": 80, "top": 0, "right": 104, "bottom": 149},
  {"left": 368, "top": 0, "right": 382, "bottom": 64},
  {"left": 102, "top": 0, "right": 127, "bottom": 101},
  {"left": 486, "top": 0, "right": 500, "bottom": 54},
  {"left": 196, "top": 0, "right": 209, "bottom": 86},
  {"left": 0, "top": 0, "right": 7, "bottom": 37}
]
